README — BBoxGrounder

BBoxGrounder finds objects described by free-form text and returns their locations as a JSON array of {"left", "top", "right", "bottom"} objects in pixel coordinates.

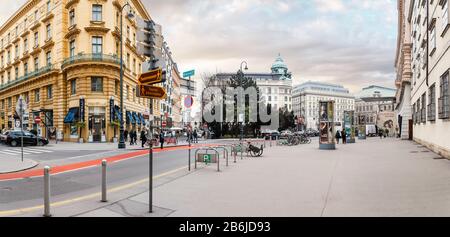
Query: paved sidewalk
[
  {"left": 0, "top": 157, "right": 38, "bottom": 174},
  {"left": 14, "top": 137, "right": 450, "bottom": 217}
]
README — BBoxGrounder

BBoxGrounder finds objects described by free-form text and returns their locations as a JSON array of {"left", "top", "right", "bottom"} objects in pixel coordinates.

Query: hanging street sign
[
  {"left": 183, "top": 70, "right": 195, "bottom": 78},
  {"left": 138, "top": 68, "right": 165, "bottom": 85},
  {"left": 137, "top": 85, "right": 167, "bottom": 99}
]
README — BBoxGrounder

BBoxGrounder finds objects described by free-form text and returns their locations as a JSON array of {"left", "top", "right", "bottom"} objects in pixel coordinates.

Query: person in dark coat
[
  {"left": 159, "top": 131, "right": 165, "bottom": 149},
  {"left": 140, "top": 130, "right": 147, "bottom": 148},
  {"left": 123, "top": 130, "right": 128, "bottom": 142},
  {"left": 193, "top": 130, "right": 198, "bottom": 143},
  {"left": 341, "top": 130, "right": 347, "bottom": 144},
  {"left": 129, "top": 130, "right": 134, "bottom": 145},
  {"left": 335, "top": 130, "right": 341, "bottom": 144}
]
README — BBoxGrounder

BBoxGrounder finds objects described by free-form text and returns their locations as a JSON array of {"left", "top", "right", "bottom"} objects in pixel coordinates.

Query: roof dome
[{"left": 271, "top": 54, "right": 288, "bottom": 72}]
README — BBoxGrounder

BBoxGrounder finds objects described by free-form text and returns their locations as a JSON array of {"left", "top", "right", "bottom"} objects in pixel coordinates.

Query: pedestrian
[
  {"left": 384, "top": 129, "right": 389, "bottom": 138},
  {"left": 379, "top": 129, "right": 383, "bottom": 139},
  {"left": 335, "top": 130, "right": 341, "bottom": 144},
  {"left": 341, "top": 130, "right": 347, "bottom": 144},
  {"left": 193, "top": 130, "right": 198, "bottom": 143},
  {"left": 141, "top": 130, "right": 147, "bottom": 148},
  {"left": 124, "top": 130, "right": 128, "bottom": 142},
  {"left": 159, "top": 131, "right": 165, "bottom": 149}
]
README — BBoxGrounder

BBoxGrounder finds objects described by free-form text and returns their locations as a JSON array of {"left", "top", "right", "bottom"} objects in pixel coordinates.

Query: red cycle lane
[{"left": 0, "top": 143, "right": 218, "bottom": 181}]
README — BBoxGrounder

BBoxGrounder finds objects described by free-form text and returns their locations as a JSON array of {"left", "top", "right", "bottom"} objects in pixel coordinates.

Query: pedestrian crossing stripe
[{"left": 0, "top": 148, "right": 53, "bottom": 155}]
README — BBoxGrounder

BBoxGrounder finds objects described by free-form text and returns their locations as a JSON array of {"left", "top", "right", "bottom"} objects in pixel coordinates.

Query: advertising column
[
  {"left": 319, "top": 101, "right": 336, "bottom": 150},
  {"left": 344, "top": 111, "right": 356, "bottom": 144},
  {"left": 358, "top": 115, "right": 367, "bottom": 140}
]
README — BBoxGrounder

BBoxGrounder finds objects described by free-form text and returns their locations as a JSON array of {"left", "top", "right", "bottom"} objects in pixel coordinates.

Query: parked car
[{"left": 2, "top": 130, "right": 49, "bottom": 147}]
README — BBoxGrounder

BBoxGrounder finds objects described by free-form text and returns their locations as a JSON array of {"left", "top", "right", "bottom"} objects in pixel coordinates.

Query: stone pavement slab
[{"left": 0, "top": 157, "right": 38, "bottom": 174}]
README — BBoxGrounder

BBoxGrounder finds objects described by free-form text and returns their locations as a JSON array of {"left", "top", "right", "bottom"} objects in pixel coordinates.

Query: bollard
[
  {"left": 101, "top": 159, "right": 107, "bottom": 202},
  {"left": 234, "top": 149, "right": 237, "bottom": 163},
  {"left": 43, "top": 166, "right": 51, "bottom": 217},
  {"left": 188, "top": 142, "right": 191, "bottom": 171}
]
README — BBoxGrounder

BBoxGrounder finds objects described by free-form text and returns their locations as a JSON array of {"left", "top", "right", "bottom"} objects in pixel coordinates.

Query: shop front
[{"left": 88, "top": 106, "right": 106, "bottom": 143}]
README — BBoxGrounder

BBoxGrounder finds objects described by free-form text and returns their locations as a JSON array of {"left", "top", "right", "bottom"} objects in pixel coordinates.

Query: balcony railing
[
  {"left": 0, "top": 64, "right": 54, "bottom": 91},
  {"left": 61, "top": 53, "right": 120, "bottom": 69}
]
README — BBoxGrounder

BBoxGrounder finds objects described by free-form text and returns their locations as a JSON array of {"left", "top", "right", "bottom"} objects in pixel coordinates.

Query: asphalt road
[{"left": 0, "top": 147, "right": 193, "bottom": 210}]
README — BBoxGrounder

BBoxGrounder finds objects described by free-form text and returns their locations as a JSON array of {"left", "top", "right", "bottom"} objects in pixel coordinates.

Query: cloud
[{"left": 0, "top": 0, "right": 398, "bottom": 94}]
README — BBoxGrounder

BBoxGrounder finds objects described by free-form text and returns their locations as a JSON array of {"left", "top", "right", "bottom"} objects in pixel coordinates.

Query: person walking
[
  {"left": 193, "top": 130, "right": 198, "bottom": 143},
  {"left": 335, "top": 130, "right": 341, "bottom": 144},
  {"left": 159, "top": 131, "right": 165, "bottom": 149},
  {"left": 341, "top": 130, "right": 347, "bottom": 144},
  {"left": 124, "top": 130, "right": 128, "bottom": 142},
  {"left": 140, "top": 129, "right": 147, "bottom": 148},
  {"left": 379, "top": 129, "right": 383, "bottom": 139}
]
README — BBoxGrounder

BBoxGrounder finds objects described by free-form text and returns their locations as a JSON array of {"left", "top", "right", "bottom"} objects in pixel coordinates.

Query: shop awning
[
  {"left": 132, "top": 112, "right": 139, "bottom": 124},
  {"left": 64, "top": 108, "right": 79, "bottom": 124},
  {"left": 139, "top": 113, "right": 145, "bottom": 124},
  {"left": 126, "top": 111, "right": 134, "bottom": 124}
]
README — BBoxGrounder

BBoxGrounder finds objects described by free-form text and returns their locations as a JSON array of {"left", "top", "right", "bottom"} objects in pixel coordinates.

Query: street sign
[
  {"left": 184, "top": 96, "right": 194, "bottom": 108},
  {"left": 183, "top": 70, "right": 195, "bottom": 78},
  {"left": 35, "top": 116, "right": 41, "bottom": 124},
  {"left": 137, "top": 85, "right": 167, "bottom": 99},
  {"left": 138, "top": 68, "right": 164, "bottom": 85},
  {"left": 162, "top": 121, "right": 167, "bottom": 128}
]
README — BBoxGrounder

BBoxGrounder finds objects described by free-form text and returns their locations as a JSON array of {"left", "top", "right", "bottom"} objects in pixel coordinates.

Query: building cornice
[{"left": 0, "top": 0, "right": 39, "bottom": 36}]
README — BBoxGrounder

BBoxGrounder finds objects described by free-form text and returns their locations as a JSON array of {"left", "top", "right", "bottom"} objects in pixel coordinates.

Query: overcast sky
[{"left": 1, "top": 0, "right": 398, "bottom": 93}]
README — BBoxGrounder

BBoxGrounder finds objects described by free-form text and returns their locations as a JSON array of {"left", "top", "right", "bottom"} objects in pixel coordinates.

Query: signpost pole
[
  {"left": 20, "top": 99, "right": 23, "bottom": 162},
  {"left": 149, "top": 101, "right": 153, "bottom": 213}
]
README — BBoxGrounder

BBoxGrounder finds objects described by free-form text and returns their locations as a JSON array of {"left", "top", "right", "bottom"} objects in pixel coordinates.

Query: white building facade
[
  {"left": 409, "top": 0, "right": 450, "bottom": 158},
  {"left": 292, "top": 81, "right": 355, "bottom": 130},
  {"left": 395, "top": 0, "right": 414, "bottom": 140}
]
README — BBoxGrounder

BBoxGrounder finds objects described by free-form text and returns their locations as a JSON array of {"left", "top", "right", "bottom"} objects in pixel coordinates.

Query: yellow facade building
[{"left": 0, "top": 0, "right": 162, "bottom": 143}]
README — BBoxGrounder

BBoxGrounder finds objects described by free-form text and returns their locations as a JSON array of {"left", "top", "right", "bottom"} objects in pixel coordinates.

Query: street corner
[{"left": 0, "top": 157, "right": 39, "bottom": 174}]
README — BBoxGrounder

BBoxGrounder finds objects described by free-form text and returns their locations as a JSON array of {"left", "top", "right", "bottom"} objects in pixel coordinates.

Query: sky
[{"left": 0, "top": 0, "right": 398, "bottom": 93}]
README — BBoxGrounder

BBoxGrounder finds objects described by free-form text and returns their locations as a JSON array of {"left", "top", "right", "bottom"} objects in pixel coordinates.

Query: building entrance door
[{"left": 91, "top": 115, "right": 104, "bottom": 142}]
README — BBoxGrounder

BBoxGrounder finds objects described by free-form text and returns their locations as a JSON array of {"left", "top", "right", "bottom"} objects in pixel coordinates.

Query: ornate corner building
[{"left": 0, "top": 0, "right": 180, "bottom": 143}]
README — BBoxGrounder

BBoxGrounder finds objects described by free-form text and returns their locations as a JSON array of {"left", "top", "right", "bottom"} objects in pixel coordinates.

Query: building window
[
  {"left": 69, "top": 9, "right": 75, "bottom": 27},
  {"left": 35, "top": 89, "right": 40, "bottom": 102},
  {"left": 15, "top": 45, "right": 19, "bottom": 59},
  {"left": 126, "top": 85, "right": 130, "bottom": 100},
  {"left": 69, "top": 39, "right": 75, "bottom": 57},
  {"left": 92, "top": 4, "right": 102, "bottom": 22},
  {"left": 7, "top": 51, "right": 10, "bottom": 63},
  {"left": 34, "top": 57, "right": 39, "bottom": 71},
  {"left": 430, "top": 26, "right": 436, "bottom": 55},
  {"left": 46, "top": 51, "right": 51, "bottom": 66},
  {"left": 24, "top": 62, "right": 28, "bottom": 75},
  {"left": 438, "top": 71, "right": 449, "bottom": 119},
  {"left": 46, "top": 24, "right": 52, "bottom": 40},
  {"left": 7, "top": 71, "right": 10, "bottom": 82},
  {"left": 47, "top": 85, "right": 53, "bottom": 99},
  {"left": 71, "top": 79, "right": 76, "bottom": 95},
  {"left": 421, "top": 93, "right": 426, "bottom": 123},
  {"left": 34, "top": 32, "right": 39, "bottom": 47},
  {"left": 92, "top": 36, "right": 102, "bottom": 54},
  {"left": 47, "top": 0, "right": 51, "bottom": 12},
  {"left": 115, "top": 81, "right": 119, "bottom": 95},
  {"left": 428, "top": 84, "right": 436, "bottom": 121},
  {"left": 24, "top": 38, "right": 28, "bottom": 52},
  {"left": 8, "top": 97, "right": 11, "bottom": 107},
  {"left": 91, "top": 77, "right": 103, "bottom": 92},
  {"left": 15, "top": 67, "right": 18, "bottom": 79},
  {"left": 443, "top": 1, "right": 449, "bottom": 34}
]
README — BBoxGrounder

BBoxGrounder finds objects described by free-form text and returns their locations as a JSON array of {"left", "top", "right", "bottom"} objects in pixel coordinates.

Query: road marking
[
  {"left": 0, "top": 165, "right": 189, "bottom": 217},
  {"left": 2, "top": 150, "right": 32, "bottom": 155},
  {"left": 0, "top": 150, "right": 21, "bottom": 155}
]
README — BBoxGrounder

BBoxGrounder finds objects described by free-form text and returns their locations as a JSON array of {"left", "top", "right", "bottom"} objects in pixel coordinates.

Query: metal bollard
[
  {"left": 43, "top": 166, "right": 51, "bottom": 217},
  {"left": 101, "top": 160, "right": 107, "bottom": 202},
  {"left": 188, "top": 139, "right": 191, "bottom": 171}
]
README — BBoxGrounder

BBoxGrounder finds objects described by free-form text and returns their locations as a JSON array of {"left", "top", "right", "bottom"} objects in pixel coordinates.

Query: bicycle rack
[
  {"left": 213, "top": 145, "right": 231, "bottom": 167},
  {"left": 194, "top": 147, "right": 221, "bottom": 172}
]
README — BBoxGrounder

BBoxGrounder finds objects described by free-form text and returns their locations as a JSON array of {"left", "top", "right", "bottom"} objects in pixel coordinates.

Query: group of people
[
  {"left": 187, "top": 130, "right": 200, "bottom": 144},
  {"left": 335, "top": 130, "right": 347, "bottom": 144},
  {"left": 123, "top": 130, "right": 140, "bottom": 146}
]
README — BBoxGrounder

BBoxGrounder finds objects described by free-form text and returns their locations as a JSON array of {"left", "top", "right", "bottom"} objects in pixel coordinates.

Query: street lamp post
[
  {"left": 239, "top": 61, "right": 248, "bottom": 142},
  {"left": 118, "top": 3, "right": 134, "bottom": 149}
]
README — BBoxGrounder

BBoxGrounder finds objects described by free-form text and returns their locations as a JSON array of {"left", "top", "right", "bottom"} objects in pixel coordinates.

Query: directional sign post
[
  {"left": 138, "top": 68, "right": 165, "bottom": 85},
  {"left": 136, "top": 66, "right": 167, "bottom": 215},
  {"left": 183, "top": 70, "right": 195, "bottom": 78},
  {"left": 137, "top": 85, "right": 167, "bottom": 99}
]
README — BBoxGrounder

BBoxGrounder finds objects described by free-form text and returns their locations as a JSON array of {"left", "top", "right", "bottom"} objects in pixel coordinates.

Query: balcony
[
  {"left": 0, "top": 64, "right": 54, "bottom": 92},
  {"left": 61, "top": 53, "right": 120, "bottom": 70}
]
